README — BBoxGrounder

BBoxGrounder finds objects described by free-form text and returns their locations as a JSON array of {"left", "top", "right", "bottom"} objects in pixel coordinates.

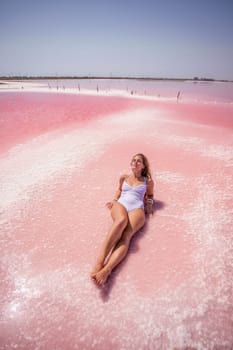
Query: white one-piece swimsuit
[{"left": 117, "top": 178, "right": 147, "bottom": 212}]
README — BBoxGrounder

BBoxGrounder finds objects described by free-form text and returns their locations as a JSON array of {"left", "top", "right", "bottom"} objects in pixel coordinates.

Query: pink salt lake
[{"left": 0, "top": 81, "right": 233, "bottom": 349}]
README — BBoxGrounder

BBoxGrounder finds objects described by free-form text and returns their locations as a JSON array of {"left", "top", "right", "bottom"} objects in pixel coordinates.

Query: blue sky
[{"left": 1, "top": 0, "right": 233, "bottom": 79}]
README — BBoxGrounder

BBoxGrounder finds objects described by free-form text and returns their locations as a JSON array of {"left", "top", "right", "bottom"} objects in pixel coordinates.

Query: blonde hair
[{"left": 133, "top": 153, "right": 152, "bottom": 179}]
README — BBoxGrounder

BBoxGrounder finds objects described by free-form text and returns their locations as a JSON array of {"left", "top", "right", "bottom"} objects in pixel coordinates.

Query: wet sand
[{"left": 1, "top": 85, "right": 233, "bottom": 349}]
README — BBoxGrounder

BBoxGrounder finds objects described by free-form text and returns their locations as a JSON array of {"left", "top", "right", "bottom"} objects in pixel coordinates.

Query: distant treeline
[{"left": 0, "top": 76, "right": 231, "bottom": 83}]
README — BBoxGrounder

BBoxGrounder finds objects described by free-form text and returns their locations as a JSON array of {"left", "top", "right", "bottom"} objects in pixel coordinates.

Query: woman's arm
[{"left": 106, "top": 174, "right": 126, "bottom": 209}]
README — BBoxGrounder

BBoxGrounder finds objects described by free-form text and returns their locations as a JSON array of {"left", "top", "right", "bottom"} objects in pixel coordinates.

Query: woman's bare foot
[
  {"left": 92, "top": 267, "right": 111, "bottom": 286},
  {"left": 90, "top": 262, "right": 104, "bottom": 278}
]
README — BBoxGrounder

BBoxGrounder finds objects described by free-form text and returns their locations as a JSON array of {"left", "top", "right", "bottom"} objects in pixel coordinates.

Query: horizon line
[{"left": 0, "top": 75, "right": 232, "bottom": 83}]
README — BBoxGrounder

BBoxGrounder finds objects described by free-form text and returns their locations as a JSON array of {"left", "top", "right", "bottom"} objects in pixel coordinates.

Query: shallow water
[
  {"left": 0, "top": 88, "right": 233, "bottom": 349},
  {"left": 2, "top": 78, "right": 233, "bottom": 103}
]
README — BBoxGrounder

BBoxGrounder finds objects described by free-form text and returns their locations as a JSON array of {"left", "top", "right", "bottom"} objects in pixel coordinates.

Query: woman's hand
[
  {"left": 145, "top": 204, "right": 153, "bottom": 215},
  {"left": 145, "top": 198, "right": 153, "bottom": 216},
  {"left": 106, "top": 198, "right": 118, "bottom": 210},
  {"left": 105, "top": 201, "right": 114, "bottom": 210}
]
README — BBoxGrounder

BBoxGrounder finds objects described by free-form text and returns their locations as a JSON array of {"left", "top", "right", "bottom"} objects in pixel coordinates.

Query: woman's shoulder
[
  {"left": 119, "top": 173, "right": 129, "bottom": 182},
  {"left": 146, "top": 176, "right": 154, "bottom": 186}
]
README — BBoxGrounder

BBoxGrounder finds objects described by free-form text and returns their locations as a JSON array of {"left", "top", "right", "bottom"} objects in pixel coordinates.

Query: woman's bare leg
[
  {"left": 93, "top": 209, "right": 145, "bottom": 285},
  {"left": 90, "top": 202, "right": 128, "bottom": 276}
]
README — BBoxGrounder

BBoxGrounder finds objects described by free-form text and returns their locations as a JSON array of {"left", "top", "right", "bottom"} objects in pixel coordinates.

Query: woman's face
[{"left": 131, "top": 155, "right": 145, "bottom": 172}]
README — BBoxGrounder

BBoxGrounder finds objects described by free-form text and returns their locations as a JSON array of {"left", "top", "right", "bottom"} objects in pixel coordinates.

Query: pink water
[
  {"left": 3, "top": 78, "right": 233, "bottom": 103},
  {"left": 0, "top": 87, "right": 233, "bottom": 349}
]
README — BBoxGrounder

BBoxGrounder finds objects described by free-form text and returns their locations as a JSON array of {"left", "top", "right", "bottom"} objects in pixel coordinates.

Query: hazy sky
[{"left": 1, "top": 0, "right": 233, "bottom": 79}]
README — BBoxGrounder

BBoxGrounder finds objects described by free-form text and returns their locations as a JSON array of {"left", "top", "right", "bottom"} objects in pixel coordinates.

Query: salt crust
[
  {"left": 1, "top": 87, "right": 232, "bottom": 349},
  {"left": 3, "top": 234, "right": 232, "bottom": 350},
  {"left": 0, "top": 109, "right": 153, "bottom": 214},
  {"left": 1, "top": 106, "right": 232, "bottom": 215}
]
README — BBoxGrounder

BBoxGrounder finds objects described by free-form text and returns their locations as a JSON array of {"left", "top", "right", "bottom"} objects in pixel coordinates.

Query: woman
[{"left": 91, "top": 153, "right": 154, "bottom": 286}]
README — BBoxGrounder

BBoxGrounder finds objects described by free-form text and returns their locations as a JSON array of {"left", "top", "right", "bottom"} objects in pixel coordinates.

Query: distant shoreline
[{"left": 0, "top": 76, "right": 232, "bottom": 83}]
